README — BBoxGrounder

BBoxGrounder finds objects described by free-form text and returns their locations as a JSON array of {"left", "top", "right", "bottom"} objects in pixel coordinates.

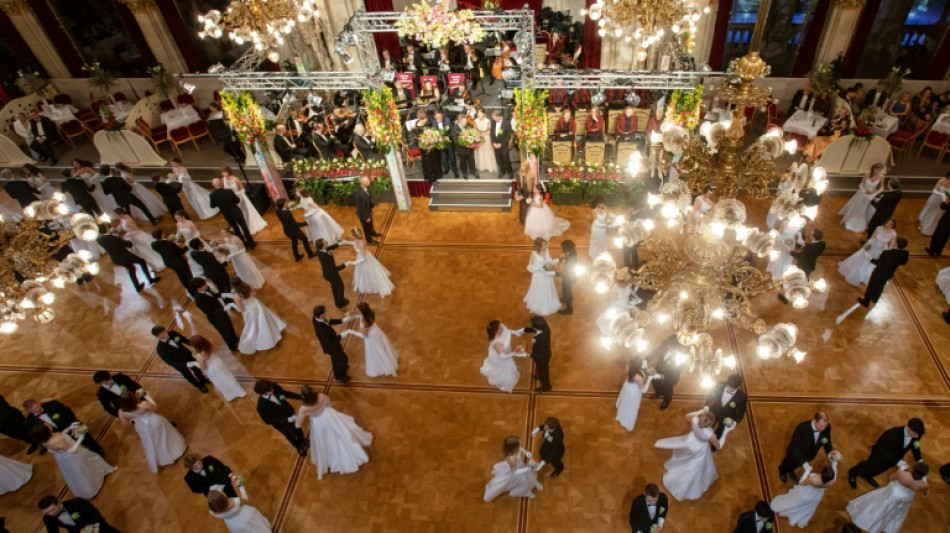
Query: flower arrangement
[
  {"left": 360, "top": 86, "right": 401, "bottom": 154},
  {"left": 418, "top": 128, "right": 449, "bottom": 151},
  {"left": 98, "top": 105, "right": 122, "bottom": 131},
  {"left": 852, "top": 107, "right": 877, "bottom": 142},
  {"left": 807, "top": 62, "right": 839, "bottom": 101},
  {"left": 828, "top": 450, "right": 843, "bottom": 463},
  {"left": 548, "top": 161, "right": 586, "bottom": 181},
  {"left": 146, "top": 64, "right": 176, "bottom": 99},
  {"left": 395, "top": 0, "right": 487, "bottom": 49},
  {"left": 665, "top": 85, "right": 703, "bottom": 132},
  {"left": 219, "top": 91, "right": 267, "bottom": 145},
  {"left": 514, "top": 89, "right": 549, "bottom": 156},
  {"left": 880, "top": 66, "right": 911, "bottom": 100},
  {"left": 291, "top": 157, "right": 388, "bottom": 180},
  {"left": 83, "top": 61, "right": 118, "bottom": 98},
  {"left": 15, "top": 70, "right": 51, "bottom": 100},
  {"left": 457, "top": 126, "right": 483, "bottom": 148}
]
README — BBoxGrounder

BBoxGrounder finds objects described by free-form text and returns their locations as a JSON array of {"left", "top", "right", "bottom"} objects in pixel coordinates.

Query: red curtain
[
  {"left": 365, "top": 0, "right": 403, "bottom": 60},
  {"left": 707, "top": 0, "right": 735, "bottom": 71},
  {"left": 154, "top": 0, "right": 206, "bottom": 72},
  {"left": 581, "top": 0, "right": 601, "bottom": 68},
  {"left": 501, "top": 0, "right": 542, "bottom": 16},
  {"left": 842, "top": 0, "right": 883, "bottom": 77},
  {"left": 791, "top": 0, "right": 831, "bottom": 76}
]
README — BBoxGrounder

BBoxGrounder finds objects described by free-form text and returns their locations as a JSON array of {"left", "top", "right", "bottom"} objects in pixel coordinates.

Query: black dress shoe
[
  {"left": 373, "top": 233, "right": 383, "bottom": 238},
  {"left": 943, "top": 311, "right": 950, "bottom": 324},
  {"left": 857, "top": 297, "right": 869, "bottom": 308},
  {"left": 779, "top": 471, "right": 788, "bottom": 483},
  {"left": 338, "top": 376, "right": 352, "bottom": 383},
  {"left": 550, "top": 471, "right": 561, "bottom": 478},
  {"left": 849, "top": 476, "right": 857, "bottom": 489},
  {"left": 366, "top": 240, "right": 380, "bottom": 245},
  {"left": 199, "top": 386, "right": 210, "bottom": 393},
  {"left": 778, "top": 294, "right": 789, "bottom": 305},
  {"left": 924, "top": 247, "right": 935, "bottom": 256},
  {"left": 866, "top": 477, "right": 879, "bottom": 488},
  {"left": 307, "top": 252, "right": 318, "bottom": 259},
  {"left": 659, "top": 399, "right": 671, "bottom": 410},
  {"left": 337, "top": 298, "right": 350, "bottom": 308},
  {"left": 534, "top": 387, "right": 550, "bottom": 393},
  {"left": 294, "top": 255, "right": 304, "bottom": 262}
]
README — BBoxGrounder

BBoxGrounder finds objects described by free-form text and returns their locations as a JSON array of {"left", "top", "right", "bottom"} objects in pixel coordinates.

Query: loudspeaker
[{"left": 247, "top": 183, "right": 272, "bottom": 216}]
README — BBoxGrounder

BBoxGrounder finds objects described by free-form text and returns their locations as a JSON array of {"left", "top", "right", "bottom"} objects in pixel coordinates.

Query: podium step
[{"left": 428, "top": 179, "right": 513, "bottom": 212}]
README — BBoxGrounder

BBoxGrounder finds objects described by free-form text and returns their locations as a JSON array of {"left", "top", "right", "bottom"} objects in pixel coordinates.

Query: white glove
[
  {"left": 533, "top": 460, "right": 546, "bottom": 471},
  {"left": 512, "top": 328, "right": 525, "bottom": 336},
  {"left": 897, "top": 460, "right": 909, "bottom": 471},
  {"left": 718, "top": 424, "right": 734, "bottom": 449},
  {"left": 531, "top": 427, "right": 540, "bottom": 437},
  {"left": 799, "top": 463, "right": 813, "bottom": 484},
  {"left": 344, "top": 261, "right": 354, "bottom": 267}
]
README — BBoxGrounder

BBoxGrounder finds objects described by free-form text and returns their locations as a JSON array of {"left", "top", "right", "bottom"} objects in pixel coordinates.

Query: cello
[{"left": 492, "top": 41, "right": 511, "bottom": 81}]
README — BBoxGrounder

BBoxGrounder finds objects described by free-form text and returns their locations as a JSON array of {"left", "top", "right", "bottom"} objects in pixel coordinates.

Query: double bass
[{"left": 492, "top": 41, "right": 511, "bottom": 81}]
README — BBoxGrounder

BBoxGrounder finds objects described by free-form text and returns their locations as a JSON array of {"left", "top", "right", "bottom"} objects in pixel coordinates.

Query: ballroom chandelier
[
  {"left": 580, "top": 0, "right": 708, "bottom": 49},
  {"left": 594, "top": 52, "right": 828, "bottom": 388},
  {"left": 0, "top": 195, "right": 102, "bottom": 334},
  {"left": 198, "top": 0, "right": 321, "bottom": 63}
]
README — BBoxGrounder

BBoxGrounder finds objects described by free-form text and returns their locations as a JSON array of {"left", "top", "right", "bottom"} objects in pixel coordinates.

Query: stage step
[{"left": 428, "top": 179, "right": 513, "bottom": 212}]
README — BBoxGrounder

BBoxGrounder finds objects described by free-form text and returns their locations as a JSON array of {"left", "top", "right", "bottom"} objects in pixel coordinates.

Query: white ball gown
[
  {"left": 918, "top": 184, "right": 948, "bottom": 235},
  {"left": 50, "top": 435, "right": 115, "bottom": 498},
  {"left": 236, "top": 296, "right": 287, "bottom": 355},
  {"left": 344, "top": 319, "right": 399, "bottom": 377},
  {"left": 838, "top": 226, "right": 896, "bottom": 286},
  {"left": 300, "top": 197, "right": 343, "bottom": 244},
  {"left": 474, "top": 117, "right": 498, "bottom": 173},
  {"left": 125, "top": 174, "right": 168, "bottom": 221},
  {"left": 523, "top": 250, "right": 561, "bottom": 316},
  {"left": 524, "top": 192, "right": 570, "bottom": 240},
  {"left": 0, "top": 454, "right": 33, "bottom": 494},
  {"left": 202, "top": 350, "right": 247, "bottom": 402},
  {"left": 766, "top": 179, "right": 793, "bottom": 229},
  {"left": 177, "top": 221, "right": 207, "bottom": 275},
  {"left": 615, "top": 373, "right": 654, "bottom": 432},
  {"left": 480, "top": 325, "right": 525, "bottom": 392},
  {"left": 766, "top": 223, "right": 803, "bottom": 280},
  {"left": 303, "top": 404, "right": 373, "bottom": 480},
  {"left": 210, "top": 497, "right": 272, "bottom": 533},
  {"left": 937, "top": 266, "right": 950, "bottom": 304},
  {"left": 125, "top": 409, "right": 187, "bottom": 473},
  {"left": 770, "top": 473, "right": 829, "bottom": 528},
  {"left": 483, "top": 449, "right": 542, "bottom": 501},
  {"left": 82, "top": 173, "right": 119, "bottom": 213},
  {"left": 29, "top": 175, "right": 55, "bottom": 199},
  {"left": 589, "top": 209, "right": 609, "bottom": 259},
  {"left": 839, "top": 175, "right": 882, "bottom": 232},
  {"left": 846, "top": 480, "right": 917, "bottom": 533},
  {"left": 119, "top": 218, "right": 165, "bottom": 273},
  {"left": 174, "top": 169, "right": 219, "bottom": 220},
  {"left": 224, "top": 176, "right": 267, "bottom": 234},
  {"left": 654, "top": 417, "right": 718, "bottom": 501},
  {"left": 226, "top": 240, "right": 264, "bottom": 290},
  {"left": 596, "top": 284, "right": 640, "bottom": 335},
  {"left": 348, "top": 239, "right": 394, "bottom": 297}
]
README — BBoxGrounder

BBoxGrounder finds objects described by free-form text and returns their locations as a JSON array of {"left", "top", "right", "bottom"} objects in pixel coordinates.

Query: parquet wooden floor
[{"left": 1, "top": 194, "right": 949, "bottom": 533}]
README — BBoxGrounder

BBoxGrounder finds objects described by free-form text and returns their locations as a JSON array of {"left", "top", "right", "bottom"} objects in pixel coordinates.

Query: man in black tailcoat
[
  {"left": 183, "top": 453, "right": 238, "bottom": 498},
  {"left": 92, "top": 370, "right": 143, "bottom": 417},
  {"left": 311, "top": 305, "right": 352, "bottom": 382},
  {"left": 925, "top": 200, "right": 950, "bottom": 257},
  {"left": 858, "top": 237, "right": 909, "bottom": 307},
  {"left": 0, "top": 393, "right": 36, "bottom": 453},
  {"left": 649, "top": 334, "right": 685, "bottom": 410},
  {"left": 209, "top": 178, "right": 256, "bottom": 249},
  {"left": 254, "top": 379, "right": 308, "bottom": 456},
  {"left": 23, "top": 398, "right": 104, "bottom": 457},
  {"left": 39, "top": 495, "right": 119, "bottom": 533},
  {"left": 490, "top": 109, "right": 514, "bottom": 179},
  {"left": 629, "top": 483, "right": 669, "bottom": 533},
  {"left": 532, "top": 416, "right": 565, "bottom": 478},
  {"left": 151, "top": 229, "right": 193, "bottom": 293},
  {"left": 790, "top": 228, "right": 826, "bottom": 279},
  {"left": 849, "top": 417, "right": 925, "bottom": 488},
  {"left": 188, "top": 278, "right": 240, "bottom": 351},
  {"left": 188, "top": 239, "right": 232, "bottom": 293},
  {"left": 150, "top": 325, "right": 210, "bottom": 392},
  {"left": 734, "top": 501, "right": 774, "bottom": 533},
  {"left": 97, "top": 233, "right": 157, "bottom": 292},
  {"left": 316, "top": 238, "right": 349, "bottom": 308},
  {"left": 356, "top": 176, "right": 381, "bottom": 245},
  {"left": 704, "top": 373, "right": 748, "bottom": 440},
  {"left": 866, "top": 178, "right": 901, "bottom": 237},
  {"left": 275, "top": 198, "right": 315, "bottom": 261},
  {"left": 2, "top": 173, "right": 40, "bottom": 208},
  {"left": 151, "top": 173, "right": 185, "bottom": 215},
  {"left": 524, "top": 315, "right": 552, "bottom": 392},
  {"left": 778, "top": 411, "right": 834, "bottom": 483},
  {"left": 100, "top": 165, "right": 159, "bottom": 224},
  {"left": 60, "top": 171, "right": 100, "bottom": 216}
]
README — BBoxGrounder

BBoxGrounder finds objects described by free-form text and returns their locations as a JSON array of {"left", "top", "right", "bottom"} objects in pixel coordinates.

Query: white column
[
  {"left": 692, "top": 0, "right": 717, "bottom": 68},
  {"left": 0, "top": 0, "right": 70, "bottom": 78},
  {"left": 117, "top": 0, "right": 188, "bottom": 73},
  {"left": 815, "top": 5, "right": 862, "bottom": 65}
]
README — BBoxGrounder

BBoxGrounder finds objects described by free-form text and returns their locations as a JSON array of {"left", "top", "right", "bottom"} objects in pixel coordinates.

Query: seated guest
[
  {"left": 553, "top": 109, "right": 576, "bottom": 140},
  {"left": 417, "top": 80, "right": 440, "bottom": 106},
  {"left": 787, "top": 86, "right": 816, "bottom": 116},
  {"left": 835, "top": 88, "right": 858, "bottom": 121},
  {"left": 353, "top": 124, "right": 381, "bottom": 160},
  {"left": 935, "top": 89, "right": 950, "bottom": 115},
  {"left": 888, "top": 92, "right": 911, "bottom": 124},
  {"left": 546, "top": 31, "right": 563, "bottom": 60},
  {"left": 381, "top": 48, "right": 398, "bottom": 71},
  {"left": 393, "top": 80, "right": 413, "bottom": 110},
  {"left": 548, "top": 89, "right": 570, "bottom": 112},
  {"left": 403, "top": 43, "right": 423, "bottom": 74},
  {"left": 616, "top": 105, "right": 638, "bottom": 142},
  {"left": 864, "top": 81, "right": 888, "bottom": 109},
  {"left": 802, "top": 106, "right": 851, "bottom": 163},
  {"left": 903, "top": 87, "right": 936, "bottom": 132},
  {"left": 311, "top": 122, "right": 346, "bottom": 159},
  {"left": 273, "top": 125, "right": 306, "bottom": 162},
  {"left": 646, "top": 107, "right": 664, "bottom": 140},
  {"left": 586, "top": 107, "right": 606, "bottom": 142},
  {"left": 28, "top": 109, "right": 60, "bottom": 163}
]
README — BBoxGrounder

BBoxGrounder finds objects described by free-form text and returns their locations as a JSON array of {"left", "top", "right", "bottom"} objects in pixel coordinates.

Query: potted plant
[
  {"left": 585, "top": 178, "right": 622, "bottom": 206},
  {"left": 146, "top": 64, "right": 176, "bottom": 101},
  {"left": 548, "top": 177, "right": 584, "bottom": 205},
  {"left": 83, "top": 61, "right": 118, "bottom": 104},
  {"left": 369, "top": 176, "right": 395, "bottom": 203},
  {"left": 15, "top": 70, "right": 52, "bottom": 105},
  {"left": 327, "top": 178, "right": 360, "bottom": 206}
]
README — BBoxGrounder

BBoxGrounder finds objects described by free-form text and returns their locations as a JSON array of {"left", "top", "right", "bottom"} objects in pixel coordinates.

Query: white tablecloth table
[
  {"left": 42, "top": 104, "right": 78, "bottom": 125},
  {"left": 160, "top": 106, "right": 201, "bottom": 132},
  {"left": 108, "top": 101, "right": 135, "bottom": 123},
  {"left": 872, "top": 114, "right": 898, "bottom": 139},
  {"left": 932, "top": 114, "right": 950, "bottom": 135},
  {"left": 817, "top": 134, "right": 893, "bottom": 174},
  {"left": 783, "top": 110, "right": 827, "bottom": 139}
]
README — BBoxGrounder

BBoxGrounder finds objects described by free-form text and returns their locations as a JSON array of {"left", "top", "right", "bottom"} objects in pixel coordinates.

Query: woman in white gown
[
  {"left": 589, "top": 196, "right": 611, "bottom": 259},
  {"left": 295, "top": 386, "right": 372, "bottom": 480},
  {"left": 771, "top": 464, "right": 836, "bottom": 528},
  {"left": 0, "top": 454, "right": 32, "bottom": 494},
  {"left": 596, "top": 280, "right": 641, "bottom": 335},
  {"left": 341, "top": 302, "right": 399, "bottom": 377},
  {"left": 192, "top": 335, "right": 246, "bottom": 401},
  {"left": 220, "top": 229, "right": 264, "bottom": 289},
  {"left": 170, "top": 157, "right": 218, "bottom": 219},
  {"left": 524, "top": 182, "right": 570, "bottom": 240},
  {"left": 480, "top": 321, "right": 528, "bottom": 392},
  {"left": 616, "top": 357, "right": 655, "bottom": 432},
  {"left": 344, "top": 228, "right": 394, "bottom": 297},
  {"left": 840, "top": 162, "right": 885, "bottom": 232},
  {"left": 918, "top": 174, "right": 950, "bottom": 235},
  {"left": 175, "top": 210, "right": 206, "bottom": 276},
  {"left": 654, "top": 409, "right": 727, "bottom": 501},
  {"left": 838, "top": 218, "right": 897, "bottom": 286},
  {"left": 118, "top": 393, "right": 187, "bottom": 473},
  {"left": 484, "top": 435, "right": 543, "bottom": 502},
  {"left": 114, "top": 209, "right": 165, "bottom": 272},
  {"left": 937, "top": 266, "right": 950, "bottom": 304},
  {"left": 297, "top": 189, "right": 343, "bottom": 245},
  {"left": 231, "top": 278, "right": 286, "bottom": 355},
  {"left": 73, "top": 159, "right": 119, "bottom": 214},
  {"left": 767, "top": 175, "right": 795, "bottom": 229},
  {"left": 767, "top": 220, "right": 805, "bottom": 280},
  {"left": 117, "top": 163, "right": 167, "bottom": 221},
  {"left": 34, "top": 425, "right": 114, "bottom": 499},
  {"left": 847, "top": 462, "right": 929, "bottom": 533},
  {"left": 524, "top": 238, "right": 561, "bottom": 316},
  {"left": 222, "top": 167, "right": 267, "bottom": 234},
  {"left": 22, "top": 164, "right": 55, "bottom": 199},
  {"left": 208, "top": 490, "right": 272, "bottom": 533},
  {"left": 474, "top": 108, "right": 498, "bottom": 173},
  {"left": 693, "top": 188, "right": 715, "bottom": 215}
]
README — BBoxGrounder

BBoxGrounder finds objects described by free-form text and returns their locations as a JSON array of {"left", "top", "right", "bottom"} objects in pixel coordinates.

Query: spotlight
[
  {"left": 181, "top": 82, "right": 196, "bottom": 94},
  {"left": 335, "top": 42, "right": 354, "bottom": 65}
]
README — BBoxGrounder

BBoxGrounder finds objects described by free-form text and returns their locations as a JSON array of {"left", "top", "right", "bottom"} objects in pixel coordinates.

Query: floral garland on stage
[
  {"left": 513, "top": 89, "right": 549, "bottom": 156},
  {"left": 361, "top": 87, "right": 402, "bottom": 155},
  {"left": 665, "top": 84, "right": 702, "bottom": 132},
  {"left": 219, "top": 91, "right": 266, "bottom": 144},
  {"left": 395, "top": 0, "right": 487, "bottom": 49},
  {"left": 291, "top": 157, "right": 388, "bottom": 180}
]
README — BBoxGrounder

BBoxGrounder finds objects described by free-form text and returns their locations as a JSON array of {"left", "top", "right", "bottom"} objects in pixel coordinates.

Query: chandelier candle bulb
[
  {"left": 600, "top": 336, "right": 612, "bottom": 349},
  {"left": 723, "top": 354, "right": 737, "bottom": 368}
]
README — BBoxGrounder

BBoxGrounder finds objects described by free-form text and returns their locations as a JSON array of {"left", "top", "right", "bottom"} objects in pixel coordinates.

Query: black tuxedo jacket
[
  {"left": 31, "top": 115, "right": 59, "bottom": 141},
  {"left": 256, "top": 385, "right": 302, "bottom": 427},
  {"left": 4, "top": 180, "right": 41, "bottom": 208},
  {"left": 61, "top": 177, "right": 97, "bottom": 207},
  {"left": 450, "top": 123, "right": 473, "bottom": 155},
  {"left": 489, "top": 119, "right": 512, "bottom": 148},
  {"left": 153, "top": 181, "right": 185, "bottom": 213},
  {"left": 151, "top": 239, "right": 190, "bottom": 271},
  {"left": 274, "top": 134, "right": 296, "bottom": 162},
  {"left": 0, "top": 394, "right": 28, "bottom": 436},
  {"left": 870, "top": 190, "right": 902, "bottom": 220},
  {"left": 208, "top": 188, "right": 243, "bottom": 221},
  {"left": 784, "top": 420, "right": 833, "bottom": 469},
  {"left": 27, "top": 400, "right": 78, "bottom": 432},
  {"left": 733, "top": 510, "right": 773, "bottom": 533},
  {"left": 865, "top": 89, "right": 887, "bottom": 108},
  {"left": 790, "top": 240, "right": 825, "bottom": 276},
  {"left": 524, "top": 323, "right": 551, "bottom": 363},
  {"left": 312, "top": 133, "right": 332, "bottom": 158},
  {"left": 191, "top": 250, "right": 229, "bottom": 286},
  {"left": 870, "top": 248, "right": 909, "bottom": 281},
  {"left": 652, "top": 335, "right": 684, "bottom": 385},
  {"left": 156, "top": 330, "right": 196, "bottom": 367},
  {"left": 276, "top": 206, "right": 308, "bottom": 238},
  {"left": 184, "top": 455, "right": 236, "bottom": 496},
  {"left": 193, "top": 290, "right": 232, "bottom": 320},
  {"left": 43, "top": 498, "right": 118, "bottom": 533},
  {"left": 312, "top": 317, "right": 345, "bottom": 353},
  {"left": 356, "top": 187, "right": 375, "bottom": 221},
  {"left": 787, "top": 89, "right": 814, "bottom": 116},
  {"left": 629, "top": 493, "right": 669, "bottom": 533},
  {"left": 101, "top": 175, "right": 135, "bottom": 204},
  {"left": 870, "top": 426, "right": 923, "bottom": 464},
  {"left": 96, "top": 373, "right": 141, "bottom": 417},
  {"left": 537, "top": 424, "right": 564, "bottom": 460},
  {"left": 704, "top": 382, "right": 748, "bottom": 425},
  {"left": 96, "top": 234, "right": 140, "bottom": 266},
  {"left": 317, "top": 244, "right": 345, "bottom": 283},
  {"left": 354, "top": 135, "right": 380, "bottom": 160}
]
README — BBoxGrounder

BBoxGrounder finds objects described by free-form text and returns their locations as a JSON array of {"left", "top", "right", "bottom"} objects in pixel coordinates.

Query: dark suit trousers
[
  {"left": 442, "top": 144, "right": 458, "bottom": 176},
  {"left": 652, "top": 378, "right": 676, "bottom": 403},
  {"left": 226, "top": 214, "right": 255, "bottom": 247},
  {"left": 541, "top": 448, "right": 564, "bottom": 473},
  {"left": 458, "top": 150, "right": 476, "bottom": 177},
  {"left": 77, "top": 198, "right": 101, "bottom": 217},
  {"left": 849, "top": 452, "right": 899, "bottom": 481},
  {"left": 123, "top": 195, "right": 158, "bottom": 223},
  {"left": 328, "top": 276, "right": 347, "bottom": 307},
  {"left": 286, "top": 230, "right": 313, "bottom": 259},
  {"left": 360, "top": 217, "right": 378, "bottom": 240},
  {"left": 208, "top": 312, "right": 239, "bottom": 350},
  {"left": 168, "top": 263, "right": 193, "bottom": 293},
  {"left": 533, "top": 357, "right": 551, "bottom": 389},
  {"left": 273, "top": 421, "right": 307, "bottom": 449},
  {"left": 494, "top": 146, "right": 512, "bottom": 178},
  {"left": 623, "top": 244, "right": 640, "bottom": 270},
  {"left": 122, "top": 258, "right": 155, "bottom": 289},
  {"left": 780, "top": 451, "right": 808, "bottom": 477},
  {"left": 328, "top": 348, "right": 350, "bottom": 379},
  {"left": 170, "top": 361, "right": 209, "bottom": 389},
  {"left": 0, "top": 420, "right": 33, "bottom": 445},
  {"left": 77, "top": 433, "right": 104, "bottom": 457}
]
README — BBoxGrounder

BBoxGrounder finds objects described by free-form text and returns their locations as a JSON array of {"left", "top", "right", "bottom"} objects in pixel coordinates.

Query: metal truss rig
[
  {"left": 533, "top": 69, "right": 724, "bottom": 91},
  {"left": 186, "top": 71, "right": 376, "bottom": 92}
]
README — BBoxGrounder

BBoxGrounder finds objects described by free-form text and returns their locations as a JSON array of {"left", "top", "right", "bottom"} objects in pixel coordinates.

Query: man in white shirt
[
  {"left": 733, "top": 501, "right": 774, "bottom": 533},
  {"left": 703, "top": 373, "right": 748, "bottom": 440},
  {"left": 628, "top": 483, "right": 668, "bottom": 532}
]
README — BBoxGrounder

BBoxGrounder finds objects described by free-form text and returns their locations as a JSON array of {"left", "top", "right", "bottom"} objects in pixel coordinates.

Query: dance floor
[{"left": 1, "top": 194, "right": 949, "bottom": 533}]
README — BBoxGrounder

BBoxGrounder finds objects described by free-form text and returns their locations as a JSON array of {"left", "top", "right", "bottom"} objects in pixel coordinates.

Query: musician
[
  {"left": 286, "top": 112, "right": 311, "bottom": 144},
  {"left": 273, "top": 125, "right": 307, "bottom": 162},
  {"left": 333, "top": 90, "right": 358, "bottom": 108},
  {"left": 417, "top": 80, "right": 440, "bottom": 106},
  {"left": 586, "top": 107, "right": 606, "bottom": 141},
  {"left": 437, "top": 47, "right": 453, "bottom": 73},
  {"left": 546, "top": 31, "right": 563, "bottom": 61},
  {"left": 447, "top": 82, "right": 472, "bottom": 107},
  {"left": 393, "top": 80, "right": 413, "bottom": 111},
  {"left": 353, "top": 124, "right": 381, "bottom": 161},
  {"left": 616, "top": 105, "right": 638, "bottom": 142},
  {"left": 548, "top": 89, "right": 571, "bottom": 112},
  {"left": 554, "top": 109, "right": 576, "bottom": 140},
  {"left": 262, "top": 93, "right": 281, "bottom": 116},
  {"left": 381, "top": 48, "right": 398, "bottom": 71},
  {"left": 462, "top": 44, "right": 483, "bottom": 90},
  {"left": 404, "top": 44, "right": 423, "bottom": 75},
  {"left": 311, "top": 122, "right": 347, "bottom": 160},
  {"left": 328, "top": 106, "right": 357, "bottom": 144}
]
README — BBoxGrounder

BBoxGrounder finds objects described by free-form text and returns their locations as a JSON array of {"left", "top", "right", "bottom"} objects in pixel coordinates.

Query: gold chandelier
[
  {"left": 594, "top": 52, "right": 828, "bottom": 387},
  {"left": 0, "top": 195, "right": 102, "bottom": 334},
  {"left": 198, "top": 0, "right": 321, "bottom": 63},
  {"left": 580, "top": 0, "right": 708, "bottom": 50}
]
